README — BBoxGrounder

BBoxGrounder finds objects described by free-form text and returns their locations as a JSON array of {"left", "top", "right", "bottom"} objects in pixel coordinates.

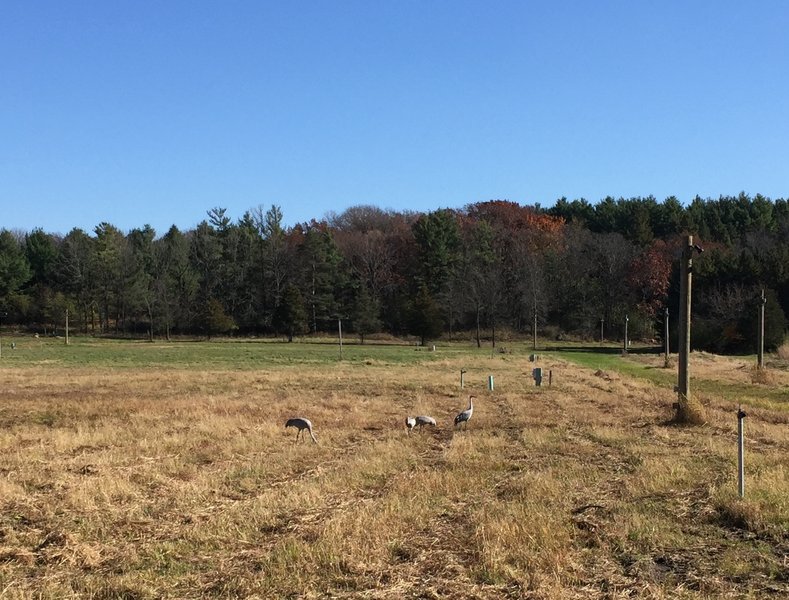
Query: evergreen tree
[
  {"left": 351, "top": 283, "right": 382, "bottom": 344},
  {"left": 274, "top": 284, "right": 308, "bottom": 342},
  {"left": 0, "top": 229, "right": 31, "bottom": 297},
  {"left": 0, "top": 229, "right": 31, "bottom": 322},
  {"left": 157, "top": 225, "right": 197, "bottom": 337},
  {"left": 412, "top": 209, "right": 460, "bottom": 298},
  {"left": 202, "top": 298, "right": 236, "bottom": 339},
  {"left": 24, "top": 228, "right": 57, "bottom": 287},
  {"left": 409, "top": 285, "right": 443, "bottom": 346},
  {"left": 55, "top": 228, "right": 96, "bottom": 332}
]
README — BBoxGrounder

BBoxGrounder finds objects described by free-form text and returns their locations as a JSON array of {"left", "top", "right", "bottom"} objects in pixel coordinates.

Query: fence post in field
[
  {"left": 737, "top": 406, "right": 747, "bottom": 497},
  {"left": 663, "top": 307, "right": 669, "bottom": 367}
]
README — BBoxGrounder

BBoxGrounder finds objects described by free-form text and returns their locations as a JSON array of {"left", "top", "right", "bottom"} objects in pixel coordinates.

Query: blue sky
[{"left": 2, "top": 1, "right": 788, "bottom": 236}]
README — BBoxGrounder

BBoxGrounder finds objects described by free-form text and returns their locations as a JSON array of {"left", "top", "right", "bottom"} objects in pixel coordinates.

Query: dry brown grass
[
  {"left": 0, "top": 346, "right": 787, "bottom": 599},
  {"left": 751, "top": 367, "right": 776, "bottom": 385}
]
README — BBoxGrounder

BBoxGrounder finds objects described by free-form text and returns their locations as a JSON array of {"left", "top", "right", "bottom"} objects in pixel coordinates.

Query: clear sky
[{"left": 2, "top": 1, "right": 788, "bottom": 236}]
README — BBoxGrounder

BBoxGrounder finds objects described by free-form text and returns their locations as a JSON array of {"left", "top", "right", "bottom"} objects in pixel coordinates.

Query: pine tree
[{"left": 274, "top": 284, "right": 308, "bottom": 342}]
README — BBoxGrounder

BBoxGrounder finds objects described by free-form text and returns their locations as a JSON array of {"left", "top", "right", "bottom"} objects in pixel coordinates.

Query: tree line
[{"left": 1, "top": 194, "right": 787, "bottom": 352}]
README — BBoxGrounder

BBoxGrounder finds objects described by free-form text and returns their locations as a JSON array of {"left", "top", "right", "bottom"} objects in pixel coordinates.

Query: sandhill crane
[
  {"left": 415, "top": 415, "right": 436, "bottom": 428},
  {"left": 285, "top": 417, "right": 317, "bottom": 443},
  {"left": 406, "top": 415, "right": 436, "bottom": 434},
  {"left": 454, "top": 396, "right": 474, "bottom": 430}
]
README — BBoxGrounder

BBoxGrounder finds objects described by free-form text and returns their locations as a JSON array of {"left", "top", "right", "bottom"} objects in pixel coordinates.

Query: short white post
[
  {"left": 460, "top": 369, "right": 466, "bottom": 389},
  {"left": 488, "top": 375, "right": 494, "bottom": 391}
]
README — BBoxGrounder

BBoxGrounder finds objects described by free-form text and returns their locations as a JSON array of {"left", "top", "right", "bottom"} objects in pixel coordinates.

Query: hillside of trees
[{"left": 1, "top": 194, "right": 787, "bottom": 353}]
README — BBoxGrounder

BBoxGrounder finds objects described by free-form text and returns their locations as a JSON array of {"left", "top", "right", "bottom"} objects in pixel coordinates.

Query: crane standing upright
[{"left": 454, "top": 396, "right": 474, "bottom": 430}]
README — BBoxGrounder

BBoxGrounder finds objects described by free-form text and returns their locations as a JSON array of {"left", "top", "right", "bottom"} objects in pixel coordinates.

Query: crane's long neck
[{"left": 468, "top": 397, "right": 474, "bottom": 410}]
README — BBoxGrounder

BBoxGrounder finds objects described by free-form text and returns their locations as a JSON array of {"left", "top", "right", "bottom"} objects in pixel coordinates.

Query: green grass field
[
  {"left": 551, "top": 348, "right": 789, "bottom": 411},
  {"left": 0, "top": 335, "right": 449, "bottom": 369}
]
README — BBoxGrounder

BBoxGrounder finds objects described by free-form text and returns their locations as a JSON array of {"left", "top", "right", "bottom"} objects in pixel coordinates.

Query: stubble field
[{"left": 0, "top": 337, "right": 787, "bottom": 599}]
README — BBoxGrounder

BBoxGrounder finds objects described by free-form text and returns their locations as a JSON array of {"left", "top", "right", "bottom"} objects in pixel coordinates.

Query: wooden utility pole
[
  {"left": 676, "top": 235, "right": 706, "bottom": 424},
  {"left": 757, "top": 288, "right": 765, "bottom": 369},
  {"left": 663, "top": 307, "right": 670, "bottom": 367},
  {"left": 532, "top": 306, "right": 537, "bottom": 351},
  {"left": 65, "top": 309, "right": 70, "bottom": 346}
]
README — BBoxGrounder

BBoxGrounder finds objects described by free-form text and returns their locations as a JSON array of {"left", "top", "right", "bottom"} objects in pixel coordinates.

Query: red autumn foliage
[
  {"left": 464, "top": 200, "right": 565, "bottom": 251},
  {"left": 628, "top": 239, "right": 673, "bottom": 317}
]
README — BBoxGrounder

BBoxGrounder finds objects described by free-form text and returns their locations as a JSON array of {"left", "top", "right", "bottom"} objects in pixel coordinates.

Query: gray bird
[
  {"left": 454, "top": 396, "right": 474, "bottom": 430},
  {"left": 285, "top": 417, "right": 317, "bottom": 443},
  {"left": 406, "top": 415, "right": 436, "bottom": 434},
  {"left": 415, "top": 415, "right": 437, "bottom": 428}
]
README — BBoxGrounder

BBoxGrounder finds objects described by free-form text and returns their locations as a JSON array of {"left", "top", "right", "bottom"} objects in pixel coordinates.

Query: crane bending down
[
  {"left": 285, "top": 417, "right": 317, "bottom": 443},
  {"left": 406, "top": 415, "right": 437, "bottom": 434},
  {"left": 415, "top": 415, "right": 436, "bottom": 428},
  {"left": 454, "top": 396, "right": 474, "bottom": 430}
]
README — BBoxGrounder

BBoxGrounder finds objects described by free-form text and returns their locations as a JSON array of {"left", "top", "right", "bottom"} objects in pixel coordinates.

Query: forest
[{"left": 1, "top": 193, "right": 787, "bottom": 353}]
